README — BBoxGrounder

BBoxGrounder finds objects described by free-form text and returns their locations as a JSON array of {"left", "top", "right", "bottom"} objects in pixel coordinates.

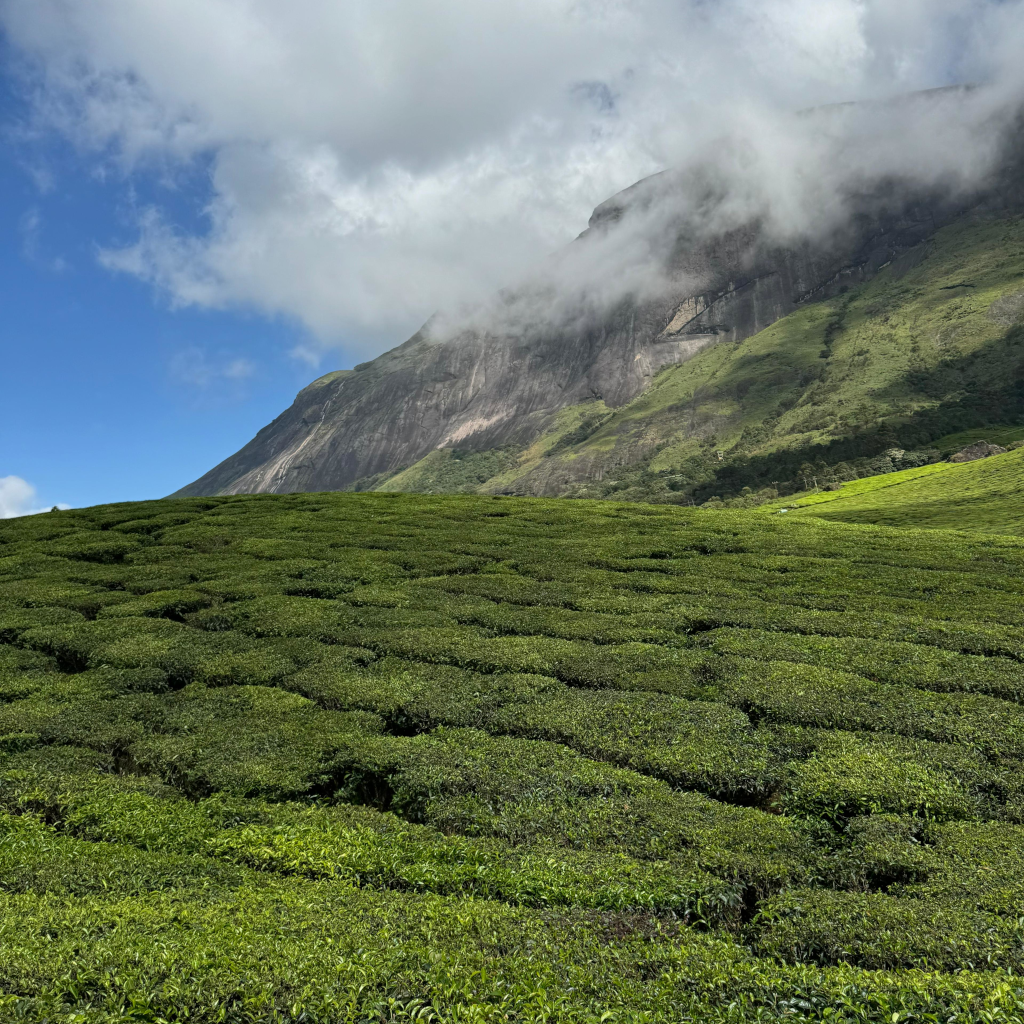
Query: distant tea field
[
  {"left": 772, "top": 446, "right": 1024, "bottom": 535},
  {"left": 2, "top": 493, "right": 1024, "bottom": 1022}
]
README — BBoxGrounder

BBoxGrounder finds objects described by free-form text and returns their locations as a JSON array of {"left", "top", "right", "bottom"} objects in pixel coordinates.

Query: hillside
[
  {"left": 174, "top": 135, "right": 1024, "bottom": 501},
  {"left": 3, "top": 493, "right": 1024, "bottom": 1020},
  {"left": 177, "top": 212, "right": 1024, "bottom": 507},
  {"left": 771, "top": 444, "right": 1024, "bottom": 534},
  {"left": 374, "top": 216, "right": 1024, "bottom": 504}
]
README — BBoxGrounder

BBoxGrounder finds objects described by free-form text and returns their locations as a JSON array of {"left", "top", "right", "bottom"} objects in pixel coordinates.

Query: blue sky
[
  {"left": 0, "top": 74, "right": 337, "bottom": 511},
  {"left": 2, "top": 0, "right": 1019, "bottom": 515}
]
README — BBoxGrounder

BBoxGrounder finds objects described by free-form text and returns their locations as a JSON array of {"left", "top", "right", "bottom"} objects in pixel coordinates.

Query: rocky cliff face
[{"left": 174, "top": 158, "right": 1021, "bottom": 498}]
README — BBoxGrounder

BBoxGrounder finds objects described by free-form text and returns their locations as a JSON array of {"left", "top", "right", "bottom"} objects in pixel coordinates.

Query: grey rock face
[
  {"left": 948, "top": 442, "right": 1008, "bottom": 463},
  {"left": 174, "top": 159, "right": 1023, "bottom": 498}
]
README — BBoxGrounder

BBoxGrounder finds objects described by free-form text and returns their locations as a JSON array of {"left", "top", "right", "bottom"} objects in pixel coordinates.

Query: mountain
[
  {"left": 175, "top": 125, "right": 1024, "bottom": 502},
  {"left": 468, "top": 214, "right": 1024, "bottom": 506}
]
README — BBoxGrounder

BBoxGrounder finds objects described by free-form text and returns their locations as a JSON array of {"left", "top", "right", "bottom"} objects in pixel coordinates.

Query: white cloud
[
  {"left": 168, "top": 348, "right": 256, "bottom": 389},
  {"left": 2, "top": 0, "right": 1024, "bottom": 356},
  {"left": 0, "top": 475, "right": 68, "bottom": 518},
  {"left": 223, "top": 358, "right": 255, "bottom": 381},
  {"left": 19, "top": 206, "right": 68, "bottom": 272}
]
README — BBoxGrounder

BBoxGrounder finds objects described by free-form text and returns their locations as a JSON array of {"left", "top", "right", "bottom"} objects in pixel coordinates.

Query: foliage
[
  {"left": 375, "top": 215, "right": 1024, "bottom": 509},
  {"left": 1, "top": 491, "right": 1024, "bottom": 1019},
  {"left": 779, "top": 446, "right": 1024, "bottom": 534}
]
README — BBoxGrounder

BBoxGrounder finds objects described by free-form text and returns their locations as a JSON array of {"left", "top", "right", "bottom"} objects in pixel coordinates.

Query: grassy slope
[
  {"left": 763, "top": 460, "right": 959, "bottom": 512},
  {"left": 777, "top": 446, "right": 1024, "bottom": 534},
  {"left": 931, "top": 423, "right": 1024, "bottom": 451},
  {"left": 384, "top": 214, "right": 1024, "bottom": 503},
  {"left": 3, "top": 493, "right": 1024, "bottom": 1020}
]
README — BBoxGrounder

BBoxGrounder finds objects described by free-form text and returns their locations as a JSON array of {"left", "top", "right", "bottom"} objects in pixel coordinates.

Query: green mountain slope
[
  {"left": 3, "top": 493, "right": 1024, "bottom": 1020},
  {"left": 773, "top": 445, "right": 1024, "bottom": 534},
  {"left": 379, "top": 215, "right": 1024, "bottom": 504}
]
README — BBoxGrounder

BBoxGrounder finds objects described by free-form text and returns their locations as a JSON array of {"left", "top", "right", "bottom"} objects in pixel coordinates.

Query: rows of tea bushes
[{"left": 1, "top": 492, "right": 1024, "bottom": 1021}]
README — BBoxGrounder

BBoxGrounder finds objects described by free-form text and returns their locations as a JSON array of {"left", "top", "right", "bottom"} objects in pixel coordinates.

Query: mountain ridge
[
  {"left": 175, "top": 124, "right": 1024, "bottom": 500},
  {"left": 372, "top": 215, "right": 1024, "bottom": 506}
]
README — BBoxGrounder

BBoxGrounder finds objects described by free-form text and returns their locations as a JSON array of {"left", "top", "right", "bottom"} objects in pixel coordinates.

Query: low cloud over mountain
[{"left": 5, "top": 0, "right": 1024, "bottom": 359}]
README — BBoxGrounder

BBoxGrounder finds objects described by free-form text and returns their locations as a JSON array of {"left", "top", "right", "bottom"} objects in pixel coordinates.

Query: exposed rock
[
  {"left": 948, "top": 442, "right": 1008, "bottom": 463},
  {"left": 174, "top": 123, "right": 1024, "bottom": 499}
]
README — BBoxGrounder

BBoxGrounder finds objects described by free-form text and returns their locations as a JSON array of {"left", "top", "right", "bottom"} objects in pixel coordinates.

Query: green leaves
[{"left": 1, "top": 491, "right": 1024, "bottom": 1019}]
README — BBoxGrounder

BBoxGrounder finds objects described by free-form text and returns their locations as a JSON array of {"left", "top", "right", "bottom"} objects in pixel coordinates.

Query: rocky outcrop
[
  {"left": 174, "top": 140, "right": 1024, "bottom": 498},
  {"left": 949, "top": 442, "right": 1008, "bottom": 463}
]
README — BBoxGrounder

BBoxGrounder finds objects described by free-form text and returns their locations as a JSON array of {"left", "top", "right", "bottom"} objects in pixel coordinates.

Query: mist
[
  {"left": 441, "top": 82, "right": 1024, "bottom": 343},
  {"left": 3, "top": 0, "right": 1024, "bottom": 360}
]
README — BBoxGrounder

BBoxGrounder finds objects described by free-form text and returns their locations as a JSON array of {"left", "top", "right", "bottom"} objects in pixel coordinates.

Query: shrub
[{"left": 1, "top": 491, "right": 1024, "bottom": 1018}]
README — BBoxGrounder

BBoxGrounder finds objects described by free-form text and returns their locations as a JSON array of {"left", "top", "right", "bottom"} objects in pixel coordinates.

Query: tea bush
[{"left": 1, "top": 492, "right": 1024, "bottom": 1020}]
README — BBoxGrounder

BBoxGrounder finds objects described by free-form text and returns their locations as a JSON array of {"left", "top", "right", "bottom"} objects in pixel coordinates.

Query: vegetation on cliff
[
  {"left": 764, "top": 444, "right": 1024, "bottom": 534},
  {"left": 378, "top": 216, "right": 1024, "bottom": 505}
]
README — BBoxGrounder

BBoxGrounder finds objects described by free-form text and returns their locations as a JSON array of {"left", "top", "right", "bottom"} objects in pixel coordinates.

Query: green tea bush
[
  {"left": 751, "top": 888, "right": 1024, "bottom": 971},
  {"left": 914, "top": 819, "right": 1024, "bottom": 914},
  {"left": 484, "top": 688, "right": 778, "bottom": 801},
  {"left": 1, "top": 492, "right": 1024, "bottom": 1018},
  {"left": 0, "top": 811, "right": 250, "bottom": 896},
  {"left": 781, "top": 731, "right": 976, "bottom": 822},
  {"left": 701, "top": 627, "right": 1024, "bottom": 701},
  {"left": 207, "top": 810, "right": 740, "bottom": 920},
  {"left": 20, "top": 616, "right": 315, "bottom": 687},
  {"left": 0, "top": 874, "right": 1016, "bottom": 1023},
  {"left": 324, "top": 727, "right": 815, "bottom": 892},
  {"left": 130, "top": 685, "right": 385, "bottom": 798},
  {"left": 0, "top": 758, "right": 741, "bottom": 921},
  {"left": 98, "top": 587, "right": 216, "bottom": 620},
  {"left": 718, "top": 660, "right": 1024, "bottom": 756}
]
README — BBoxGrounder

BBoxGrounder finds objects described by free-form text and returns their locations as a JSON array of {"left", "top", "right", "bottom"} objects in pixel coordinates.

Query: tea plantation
[
  {"left": 2, "top": 492, "right": 1024, "bottom": 1022},
  {"left": 775, "top": 446, "right": 1024, "bottom": 535}
]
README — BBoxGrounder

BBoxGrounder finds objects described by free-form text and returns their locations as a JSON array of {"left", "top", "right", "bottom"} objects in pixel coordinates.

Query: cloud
[
  {"left": 3, "top": 0, "right": 1024, "bottom": 356},
  {"left": 168, "top": 347, "right": 256, "bottom": 390},
  {"left": 0, "top": 475, "right": 68, "bottom": 518},
  {"left": 19, "top": 206, "right": 68, "bottom": 272}
]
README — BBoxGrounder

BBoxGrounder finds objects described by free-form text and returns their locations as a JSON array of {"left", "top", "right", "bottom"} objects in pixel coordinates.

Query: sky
[{"left": 2, "top": 0, "right": 1024, "bottom": 515}]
